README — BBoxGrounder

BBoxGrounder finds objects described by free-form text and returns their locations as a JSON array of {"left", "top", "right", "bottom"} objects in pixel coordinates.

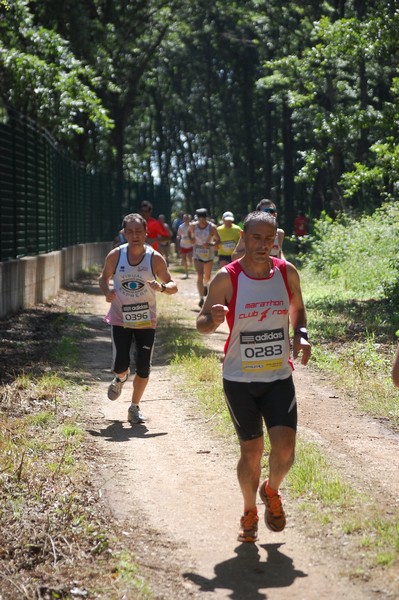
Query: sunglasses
[{"left": 261, "top": 208, "right": 276, "bottom": 214}]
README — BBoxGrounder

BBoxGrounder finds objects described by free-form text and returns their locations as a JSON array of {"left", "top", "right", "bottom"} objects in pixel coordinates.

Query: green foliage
[
  {"left": 303, "top": 202, "right": 399, "bottom": 300},
  {"left": 299, "top": 202, "right": 399, "bottom": 429},
  {"left": 0, "top": 0, "right": 112, "bottom": 144},
  {"left": 2, "top": 0, "right": 399, "bottom": 218}
]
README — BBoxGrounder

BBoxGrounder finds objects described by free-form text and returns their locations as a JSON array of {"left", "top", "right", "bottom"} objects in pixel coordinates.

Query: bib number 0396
[{"left": 125, "top": 312, "right": 146, "bottom": 322}]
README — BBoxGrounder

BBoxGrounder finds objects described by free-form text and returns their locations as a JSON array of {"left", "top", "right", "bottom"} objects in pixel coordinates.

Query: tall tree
[{"left": 0, "top": 0, "right": 112, "bottom": 157}]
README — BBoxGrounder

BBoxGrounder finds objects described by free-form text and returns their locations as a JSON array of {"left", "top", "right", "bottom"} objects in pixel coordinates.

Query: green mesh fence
[{"left": 0, "top": 108, "right": 170, "bottom": 261}]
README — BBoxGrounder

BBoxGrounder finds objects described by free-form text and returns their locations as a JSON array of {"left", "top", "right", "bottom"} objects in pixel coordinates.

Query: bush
[{"left": 303, "top": 202, "right": 399, "bottom": 299}]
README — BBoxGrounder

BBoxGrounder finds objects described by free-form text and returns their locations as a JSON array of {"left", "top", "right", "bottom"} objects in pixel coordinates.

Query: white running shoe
[{"left": 128, "top": 404, "right": 146, "bottom": 424}]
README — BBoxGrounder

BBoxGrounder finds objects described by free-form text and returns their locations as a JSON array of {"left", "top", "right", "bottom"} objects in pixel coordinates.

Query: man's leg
[
  {"left": 267, "top": 425, "right": 296, "bottom": 490},
  {"left": 236, "top": 435, "right": 264, "bottom": 542},
  {"left": 108, "top": 326, "right": 132, "bottom": 400},
  {"left": 223, "top": 378, "right": 264, "bottom": 542},
  {"left": 182, "top": 251, "right": 189, "bottom": 277},
  {"left": 194, "top": 259, "right": 205, "bottom": 305},
  {"left": 259, "top": 426, "right": 296, "bottom": 532},
  {"left": 132, "top": 374, "right": 149, "bottom": 406},
  {"left": 128, "top": 329, "right": 155, "bottom": 424},
  {"left": 237, "top": 435, "right": 265, "bottom": 511},
  {"left": 111, "top": 326, "right": 132, "bottom": 377}
]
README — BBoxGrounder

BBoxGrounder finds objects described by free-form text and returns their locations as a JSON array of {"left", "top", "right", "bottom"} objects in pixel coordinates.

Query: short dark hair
[
  {"left": 196, "top": 208, "right": 207, "bottom": 218},
  {"left": 122, "top": 213, "right": 147, "bottom": 229},
  {"left": 243, "top": 211, "right": 277, "bottom": 232},
  {"left": 256, "top": 198, "right": 277, "bottom": 212},
  {"left": 139, "top": 201, "right": 153, "bottom": 212}
]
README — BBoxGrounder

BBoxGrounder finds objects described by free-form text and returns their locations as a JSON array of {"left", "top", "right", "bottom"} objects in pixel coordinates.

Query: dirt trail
[{"left": 74, "top": 273, "right": 399, "bottom": 599}]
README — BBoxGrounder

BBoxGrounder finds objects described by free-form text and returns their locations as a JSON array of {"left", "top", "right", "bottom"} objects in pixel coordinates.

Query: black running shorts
[{"left": 223, "top": 376, "right": 297, "bottom": 441}]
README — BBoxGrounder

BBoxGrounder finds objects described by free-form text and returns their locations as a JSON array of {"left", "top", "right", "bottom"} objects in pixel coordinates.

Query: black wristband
[{"left": 294, "top": 327, "right": 308, "bottom": 340}]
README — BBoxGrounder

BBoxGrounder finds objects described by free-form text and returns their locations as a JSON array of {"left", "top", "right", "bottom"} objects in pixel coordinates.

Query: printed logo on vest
[{"left": 122, "top": 280, "right": 145, "bottom": 292}]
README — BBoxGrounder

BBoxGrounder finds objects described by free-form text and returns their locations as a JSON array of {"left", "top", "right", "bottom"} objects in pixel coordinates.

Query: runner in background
[
  {"left": 157, "top": 214, "right": 173, "bottom": 266},
  {"left": 294, "top": 210, "right": 310, "bottom": 253},
  {"left": 112, "top": 227, "right": 127, "bottom": 248},
  {"left": 138, "top": 201, "right": 169, "bottom": 252},
  {"left": 189, "top": 208, "right": 220, "bottom": 308},
  {"left": 232, "top": 199, "right": 285, "bottom": 260},
  {"left": 172, "top": 212, "right": 184, "bottom": 261},
  {"left": 99, "top": 212, "right": 177, "bottom": 425},
  {"left": 217, "top": 211, "right": 242, "bottom": 268},
  {"left": 177, "top": 213, "right": 194, "bottom": 278}
]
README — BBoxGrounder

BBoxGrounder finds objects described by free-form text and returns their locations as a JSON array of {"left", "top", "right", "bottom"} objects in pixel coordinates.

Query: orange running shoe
[
  {"left": 259, "top": 480, "right": 286, "bottom": 532},
  {"left": 237, "top": 509, "right": 259, "bottom": 543}
]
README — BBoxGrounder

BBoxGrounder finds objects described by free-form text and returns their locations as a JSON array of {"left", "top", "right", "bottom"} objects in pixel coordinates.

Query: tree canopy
[{"left": 1, "top": 0, "right": 398, "bottom": 229}]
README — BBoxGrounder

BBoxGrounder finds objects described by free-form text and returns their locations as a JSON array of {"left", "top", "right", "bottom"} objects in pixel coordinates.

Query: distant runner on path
[
  {"left": 232, "top": 199, "right": 285, "bottom": 261},
  {"left": 190, "top": 208, "right": 220, "bottom": 308},
  {"left": 197, "top": 211, "right": 311, "bottom": 543},
  {"left": 99, "top": 213, "right": 177, "bottom": 425}
]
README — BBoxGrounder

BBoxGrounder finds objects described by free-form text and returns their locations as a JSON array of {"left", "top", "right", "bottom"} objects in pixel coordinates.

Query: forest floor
[{"left": 1, "top": 265, "right": 399, "bottom": 599}]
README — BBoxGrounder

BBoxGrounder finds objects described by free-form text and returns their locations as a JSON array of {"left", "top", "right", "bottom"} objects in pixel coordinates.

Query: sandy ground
[{"left": 73, "top": 271, "right": 399, "bottom": 600}]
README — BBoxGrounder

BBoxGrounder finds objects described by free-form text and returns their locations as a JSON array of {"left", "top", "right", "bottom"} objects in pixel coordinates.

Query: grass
[
  {"left": 288, "top": 439, "right": 353, "bottom": 507},
  {"left": 171, "top": 353, "right": 234, "bottom": 435},
  {"left": 288, "top": 203, "right": 399, "bottom": 432},
  {"left": 298, "top": 272, "right": 399, "bottom": 431},
  {"left": 116, "top": 551, "right": 151, "bottom": 596}
]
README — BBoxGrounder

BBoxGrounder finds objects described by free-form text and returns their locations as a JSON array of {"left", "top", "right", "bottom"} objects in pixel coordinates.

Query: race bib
[
  {"left": 122, "top": 302, "right": 151, "bottom": 328},
  {"left": 221, "top": 240, "right": 236, "bottom": 253},
  {"left": 195, "top": 245, "right": 212, "bottom": 261},
  {"left": 240, "top": 328, "right": 284, "bottom": 372}
]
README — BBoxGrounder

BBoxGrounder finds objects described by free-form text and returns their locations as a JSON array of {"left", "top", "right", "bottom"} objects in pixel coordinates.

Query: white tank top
[
  {"left": 193, "top": 222, "right": 215, "bottom": 261},
  {"left": 105, "top": 244, "right": 157, "bottom": 329},
  {"left": 178, "top": 223, "right": 193, "bottom": 249},
  {"left": 223, "top": 258, "right": 293, "bottom": 382},
  {"left": 270, "top": 232, "right": 280, "bottom": 257}
]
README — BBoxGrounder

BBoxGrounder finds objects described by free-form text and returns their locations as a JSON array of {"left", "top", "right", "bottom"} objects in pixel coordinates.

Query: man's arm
[
  {"left": 210, "top": 223, "right": 221, "bottom": 246},
  {"left": 286, "top": 262, "right": 311, "bottom": 365},
  {"left": 188, "top": 223, "right": 195, "bottom": 241},
  {"left": 98, "top": 249, "right": 119, "bottom": 302},
  {"left": 150, "top": 253, "right": 178, "bottom": 295},
  {"left": 278, "top": 229, "right": 286, "bottom": 260},
  {"left": 196, "top": 270, "right": 231, "bottom": 334}
]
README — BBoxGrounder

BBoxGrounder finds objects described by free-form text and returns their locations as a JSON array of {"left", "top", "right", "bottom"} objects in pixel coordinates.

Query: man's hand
[
  {"left": 292, "top": 336, "right": 311, "bottom": 365},
  {"left": 196, "top": 270, "right": 232, "bottom": 335},
  {"left": 210, "top": 304, "right": 228, "bottom": 326},
  {"left": 105, "top": 289, "right": 116, "bottom": 303},
  {"left": 148, "top": 279, "right": 164, "bottom": 293}
]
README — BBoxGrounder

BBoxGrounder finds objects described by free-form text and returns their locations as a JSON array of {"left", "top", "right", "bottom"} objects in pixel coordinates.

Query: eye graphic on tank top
[{"left": 122, "top": 280, "right": 145, "bottom": 291}]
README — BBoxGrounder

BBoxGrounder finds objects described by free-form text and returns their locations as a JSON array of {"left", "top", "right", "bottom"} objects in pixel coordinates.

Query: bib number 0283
[{"left": 243, "top": 344, "right": 283, "bottom": 359}]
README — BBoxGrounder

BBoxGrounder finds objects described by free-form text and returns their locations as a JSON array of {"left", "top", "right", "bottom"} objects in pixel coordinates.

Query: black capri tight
[{"left": 111, "top": 326, "right": 155, "bottom": 378}]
